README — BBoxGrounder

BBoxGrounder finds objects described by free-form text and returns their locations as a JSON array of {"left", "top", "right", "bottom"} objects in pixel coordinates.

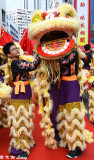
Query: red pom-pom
[{"left": 41, "top": 12, "right": 48, "bottom": 20}]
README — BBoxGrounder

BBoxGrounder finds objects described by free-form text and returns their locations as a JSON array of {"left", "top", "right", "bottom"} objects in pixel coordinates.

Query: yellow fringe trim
[
  {"left": 11, "top": 98, "right": 32, "bottom": 111},
  {"left": 57, "top": 107, "right": 85, "bottom": 122},
  {"left": 58, "top": 101, "right": 81, "bottom": 115}
]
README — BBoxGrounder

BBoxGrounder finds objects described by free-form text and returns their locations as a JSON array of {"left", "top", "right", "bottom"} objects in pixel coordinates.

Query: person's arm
[
  {"left": 82, "top": 52, "right": 92, "bottom": 63},
  {"left": 12, "top": 56, "right": 40, "bottom": 73},
  {"left": 60, "top": 51, "right": 77, "bottom": 65}
]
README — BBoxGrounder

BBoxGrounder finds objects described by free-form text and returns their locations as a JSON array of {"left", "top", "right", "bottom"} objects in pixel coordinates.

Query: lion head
[{"left": 28, "top": 3, "right": 80, "bottom": 59}]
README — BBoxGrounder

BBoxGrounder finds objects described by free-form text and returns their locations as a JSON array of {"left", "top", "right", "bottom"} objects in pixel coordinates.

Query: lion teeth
[{"left": 41, "top": 41, "right": 69, "bottom": 55}]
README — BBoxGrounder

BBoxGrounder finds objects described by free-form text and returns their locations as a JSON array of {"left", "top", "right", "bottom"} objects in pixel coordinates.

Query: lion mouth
[
  {"left": 37, "top": 31, "right": 74, "bottom": 58},
  {"left": 40, "top": 30, "right": 68, "bottom": 43},
  {"left": 37, "top": 30, "right": 74, "bottom": 59}
]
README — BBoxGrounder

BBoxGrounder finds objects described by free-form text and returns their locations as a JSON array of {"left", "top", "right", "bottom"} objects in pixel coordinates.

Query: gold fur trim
[
  {"left": 0, "top": 82, "right": 12, "bottom": 98},
  {"left": 89, "top": 99, "right": 94, "bottom": 108},
  {"left": 35, "top": 66, "right": 57, "bottom": 148},
  {"left": 77, "top": 71, "right": 87, "bottom": 96},
  {"left": 56, "top": 101, "right": 86, "bottom": 151},
  {"left": 89, "top": 108, "right": 94, "bottom": 114},
  {"left": 66, "top": 130, "right": 85, "bottom": 143},
  {"left": 10, "top": 127, "right": 33, "bottom": 138},
  {"left": 59, "top": 139, "right": 67, "bottom": 148},
  {"left": 8, "top": 116, "right": 34, "bottom": 129},
  {"left": 57, "top": 107, "right": 85, "bottom": 122},
  {"left": 28, "top": 4, "right": 80, "bottom": 41},
  {"left": 84, "top": 129, "right": 94, "bottom": 143},
  {"left": 59, "top": 130, "right": 67, "bottom": 139},
  {"left": 10, "top": 138, "right": 30, "bottom": 154},
  {"left": 89, "top": 114, "right": 94, "bottom": 123},
  {"left": 33, "top": 60, "right": 57, "bottom": 149},
  {"left": 42, "top": 128, "right": 57, "bottom": 149},
  {"left": 58, "top": 101, "right": 81, "bottom": 115},
  {"left": 68, "top": 141, "right": 86, "bottom": 151},
  {"left": 7, "top": 104, "right": 35, "bottom": 119},
  {"left": 8, "top": 101, "right": 35, "bottom": 154},
  {"left": 11, "top": 98, "right": 33, "bottom": 111},
  {"left": 57, "top": 119, "right": 85, "bottom": 131},
  {"left": 88, "top": 90, "right": 94, "bottom": 100}
]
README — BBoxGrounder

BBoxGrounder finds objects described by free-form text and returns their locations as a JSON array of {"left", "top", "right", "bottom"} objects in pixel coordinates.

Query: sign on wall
[{"left": 74, "top": 0, "right": 90, "bottom": 46}]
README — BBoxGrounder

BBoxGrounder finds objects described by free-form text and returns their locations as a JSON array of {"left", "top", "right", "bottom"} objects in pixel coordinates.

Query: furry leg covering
[
  {"left": 7, "top": 100, "right": 35, "bottom": 155},
  {"left": 39, "top": 95, "right": 57, "bottom": 149},
  {"left": 33, "top": 62, "right": 58, "bottom": 149},
  {"left": 56, "top": 102, "right": 86, "bottom": 151}
]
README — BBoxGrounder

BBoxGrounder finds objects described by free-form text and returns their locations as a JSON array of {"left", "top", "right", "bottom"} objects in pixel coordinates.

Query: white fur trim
[{"left": 68, "top": 140, "right": 86, "bottom": 151}]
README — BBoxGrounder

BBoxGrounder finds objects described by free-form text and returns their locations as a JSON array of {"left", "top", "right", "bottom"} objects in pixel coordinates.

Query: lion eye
[{"left": 66, "top": 14, "right": 71, "bottom": 18}]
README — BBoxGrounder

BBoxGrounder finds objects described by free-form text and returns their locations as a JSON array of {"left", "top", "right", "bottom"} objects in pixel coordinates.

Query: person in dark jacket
[{"left": 82, "top": 44, "right": 92, "bottom": 70}]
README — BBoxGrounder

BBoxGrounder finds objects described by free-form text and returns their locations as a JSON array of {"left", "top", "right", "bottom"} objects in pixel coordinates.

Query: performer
[
  {"left": 81, "top": 44, "right": 94, "bottom": 123},
  {"left": 82, "top": 44, "right": 92, "bottom": 70},
  {"left": 81, "top": 54, "right": 94, "bottom": 124},
  {"left": 28, "top": 3, "right": 93, "bottom": 158},
  {"left": 58, "top": 50, "right": 86, "bottom": 158},
  {"left": 3, "top": 42, "right": 40, "bottom": 158}
]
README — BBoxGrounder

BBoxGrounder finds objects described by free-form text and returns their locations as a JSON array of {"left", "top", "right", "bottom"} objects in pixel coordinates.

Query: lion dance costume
[
  {"left": 4, "top": 43, "right": 40, "bottom": 158},
  {"left": 28, "top": 3, "right": 93, "bottom": 158}
]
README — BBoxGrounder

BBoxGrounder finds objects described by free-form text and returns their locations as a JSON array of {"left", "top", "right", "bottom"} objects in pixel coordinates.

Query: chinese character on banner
[
  {"left": 80, "top": 2, "right": 85, "bottom": 7},
  {"left": 80, "top": 30, "right": 85, "bottom": 35},
  {"left": 80, "top": 37, "right": 85, "bottom": 43},
  {"left": 80, "top": 15, "right": 85, "bottom": 20},
  {"left": 81, "top": 23, "right": 85, "bottom": 28}
]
